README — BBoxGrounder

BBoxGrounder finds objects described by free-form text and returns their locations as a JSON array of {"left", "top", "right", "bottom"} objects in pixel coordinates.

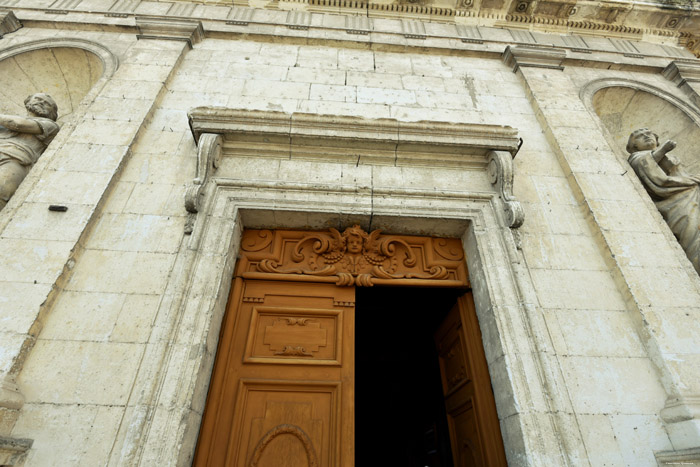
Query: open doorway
[{"left": 356, "top": 286, "right": 464, "bottom": 467}]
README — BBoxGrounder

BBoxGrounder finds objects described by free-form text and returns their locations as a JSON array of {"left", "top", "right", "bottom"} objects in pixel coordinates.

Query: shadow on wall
[
  {"left": 593, "top": 86, "right": 700, "bottom": 174},
  {"left": 0, "top": 47, "right": 104, "bottom": 125}
]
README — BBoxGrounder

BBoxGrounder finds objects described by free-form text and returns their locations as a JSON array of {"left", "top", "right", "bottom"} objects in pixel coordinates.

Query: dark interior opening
[{"left": 355, "top": 286, "right": 463, "bottom": 467}]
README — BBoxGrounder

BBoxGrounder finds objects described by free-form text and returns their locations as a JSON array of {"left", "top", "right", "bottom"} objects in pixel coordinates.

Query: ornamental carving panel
[{"left": 238, "top": 226, "right": 468, "bottom": 288}]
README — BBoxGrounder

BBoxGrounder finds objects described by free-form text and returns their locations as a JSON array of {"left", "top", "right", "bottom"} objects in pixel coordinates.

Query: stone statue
[
  {"left": 0, "top": 93, "right": 59, "bottom": 210},
  {"left": 627, "top": 128, "right": 700, "bottom": 274}
]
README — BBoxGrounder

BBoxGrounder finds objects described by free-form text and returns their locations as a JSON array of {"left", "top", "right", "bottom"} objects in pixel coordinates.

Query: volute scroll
[
  {"left": 184, "top": 132, "right": 222, "bottom": 234},
  {"left": 488, "top": 150, "right": 524, "bottom": 229}
]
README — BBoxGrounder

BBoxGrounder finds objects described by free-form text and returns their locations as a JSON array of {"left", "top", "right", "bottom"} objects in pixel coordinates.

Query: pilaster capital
[
  {"left": 0, "top": 11, "right": 21, "bottom": 38},
  {"left": 663, "top": 60, "right": 700, "bottom": 86},
  {"left": 502, "top": 45, "right": 566, "bottom": 73},
  {"left": 135, "top": 16, "right": 204, "bottom": 48}
]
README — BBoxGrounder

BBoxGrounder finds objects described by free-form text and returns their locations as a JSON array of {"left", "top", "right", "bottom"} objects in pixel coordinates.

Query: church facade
[{"left": 1, "top": 0, "right": 700, "bottom": 465}]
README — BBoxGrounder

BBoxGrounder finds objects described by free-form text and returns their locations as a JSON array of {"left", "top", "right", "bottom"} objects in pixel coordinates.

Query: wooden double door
[{"left": 194, "top": 228, "right": 506, "bottom": 466}]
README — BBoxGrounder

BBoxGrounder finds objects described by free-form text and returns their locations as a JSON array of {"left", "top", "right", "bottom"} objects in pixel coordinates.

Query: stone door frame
[{"left": 114, "top": 110, "right": 579, "bottom": 466}]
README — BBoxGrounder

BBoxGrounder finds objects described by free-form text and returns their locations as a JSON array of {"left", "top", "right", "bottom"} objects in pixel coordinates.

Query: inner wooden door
[{"left": 194, "top": 278, "right": 355, "bottom": 466}]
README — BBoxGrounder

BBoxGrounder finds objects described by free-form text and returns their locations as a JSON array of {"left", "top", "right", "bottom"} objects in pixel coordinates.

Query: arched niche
[
  {"left": 587, "top": 80, "right": 700, "bottom": 174},
  {"left": 0, "top": 39, "right": 117, "bottom": 124}
]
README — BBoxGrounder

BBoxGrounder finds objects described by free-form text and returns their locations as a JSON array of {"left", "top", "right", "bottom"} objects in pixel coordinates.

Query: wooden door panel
[
  {"left": 230, "top": 380, "right": 340, "bottom": 467},
  {"left": 244, "top": 306, "right": 342, "bottom": 365},
  {"left": 195, "top": 280, "right": 354, "bottom": 467},
  {"left": 435, "top": 294, "right": 507, "bottom": 467}
]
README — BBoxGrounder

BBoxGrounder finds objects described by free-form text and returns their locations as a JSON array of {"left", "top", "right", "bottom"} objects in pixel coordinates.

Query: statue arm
[
  {"left": 651, "top": 140, "right": 676, "bottom": 163},
  {"left": 0, "top": 114, "right": 42, "bottom": 135}
]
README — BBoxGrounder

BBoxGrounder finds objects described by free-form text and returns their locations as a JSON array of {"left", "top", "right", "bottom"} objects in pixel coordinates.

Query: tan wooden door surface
[
  {"left": 194, "top": 279, "right": 355, "bottom": 467},
  {"left": 434, "top": 293, "right": 507, "bottom": 467}
]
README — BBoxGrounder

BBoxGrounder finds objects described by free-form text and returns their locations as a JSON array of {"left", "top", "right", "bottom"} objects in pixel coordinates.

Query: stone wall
[{"left": 0, "top": 2, "right": 699, "bottom": 466}]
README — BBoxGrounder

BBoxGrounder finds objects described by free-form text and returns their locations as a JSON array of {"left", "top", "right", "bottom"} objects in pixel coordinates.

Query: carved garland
[{"left": 238, "top": 226, "right": 468, "bottom": 287}]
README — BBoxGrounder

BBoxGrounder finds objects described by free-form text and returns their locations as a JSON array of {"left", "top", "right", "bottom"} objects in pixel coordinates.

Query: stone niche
[
  {"left": 0, "top": 47, "right": 104, "bottom": 125},
  {"left": 592, "top": 85, "right": 700, "bottom": 175}
]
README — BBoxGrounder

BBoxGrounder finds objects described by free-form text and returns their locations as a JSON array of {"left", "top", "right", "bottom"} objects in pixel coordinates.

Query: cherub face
[
  {"left": 631, "top": 128, "right": 657, "bottom": 151},
  {"left": 346, "top": 234, "right": 363, "bottom": 254}
]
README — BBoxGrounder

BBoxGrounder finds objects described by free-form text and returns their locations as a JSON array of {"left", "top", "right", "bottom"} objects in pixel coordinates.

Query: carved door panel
[
  {"left": 195, "top": 279, "right": 355, "bottom": 467},
  {"left": 434, "top": 293, "right": 507, "bottom": 467}
]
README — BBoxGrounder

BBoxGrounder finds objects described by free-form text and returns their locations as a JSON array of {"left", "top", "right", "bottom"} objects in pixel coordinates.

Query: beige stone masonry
[
  {"left": 0, "top": 24, "right": 195, "bottom": 443},
  {"left": 505, "top": 44, "right": 700, "bottom": 461}
]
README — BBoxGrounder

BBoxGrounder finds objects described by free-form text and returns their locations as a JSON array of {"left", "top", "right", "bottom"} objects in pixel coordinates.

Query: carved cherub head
[
  {"left": 24, "top": 93, "right": 58, "bottom": 121},
  {"left": 627, "top": 128, "right": 659, "bottom": 153},
  {"left": 342, "top": 225, "right": 368, "bottom": 254}
]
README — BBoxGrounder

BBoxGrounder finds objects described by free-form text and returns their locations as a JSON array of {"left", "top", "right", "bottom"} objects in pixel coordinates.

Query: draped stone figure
[
  {"left": 627, "top": 128, "right": 700, "bottom": 274},
  {"left": 0, "top": 93, "right": 59, "bottom": 211}
]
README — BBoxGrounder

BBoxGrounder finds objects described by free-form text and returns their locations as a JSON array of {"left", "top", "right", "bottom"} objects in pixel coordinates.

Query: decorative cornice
[
  {"left": 188, "top": 108, "right": 521, "bottom": 167},
  {"left": 655, "top": 447, "right": 700, "bottom": 465},
  {"left": 135, "top": 16, "right": 204, "bottom": 47},
  {"left": 0, "top": 11, "right": 21, "bottom": 38},
  {"left": 502, "top": 45, "right": 566, "bottom": 72},
  {"left": 184, "top": 133, "right": 221, "bottom": 234}
]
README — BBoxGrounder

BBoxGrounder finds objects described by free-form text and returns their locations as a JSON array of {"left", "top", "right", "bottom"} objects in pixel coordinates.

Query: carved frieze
[{"left": 237, "top": 226, "right": 468, "bottom": 287}]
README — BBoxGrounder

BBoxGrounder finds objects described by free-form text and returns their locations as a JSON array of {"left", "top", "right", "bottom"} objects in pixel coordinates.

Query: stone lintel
[
  {"left": 502, "top": 45, "right": 566, "bottom": 72},
  {"left": 0, "top": 11, "right": 21, "bottom": 38},
  {"left": 135, "top": 16, "right": 204, "bottom": 47},
  {"left": 0, "top": 436, "right": 32, "bottom": 466}
]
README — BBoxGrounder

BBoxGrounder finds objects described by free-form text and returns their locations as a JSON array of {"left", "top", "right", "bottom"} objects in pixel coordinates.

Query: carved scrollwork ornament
[
  {"left": 488, "top": 150, "right": 524, "bottom": 229},
  {"left": 184, "top": 133, "right": 222, "bottom": 234},
  {"left": 239, "top": 226, "right": 468, "bottom": 287}
]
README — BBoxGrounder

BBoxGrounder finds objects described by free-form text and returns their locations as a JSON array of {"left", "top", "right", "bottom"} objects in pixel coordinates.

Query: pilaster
[
  {"left": 0, "top": 18, "right": 198, "bottom": 441},
  {"left": 504, "top": 45, "right": 700, "bottom": 461}
]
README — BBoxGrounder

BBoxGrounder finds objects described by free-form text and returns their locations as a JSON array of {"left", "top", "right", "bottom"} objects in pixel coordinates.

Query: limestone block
[
  {"left": 415, "top": 90, "right": 474, "bottom": 110},
  {"left": 549, "top": 309, "right": 646, "bottom": 357},
  {"left": 11, "top": 404, "right": 122, "bottom": 466},
  {"left": 40, "top": 292, "right": 125, "bottom": 342},
  {"left": 345, "top": 71, "right": 405, "bottom": 90},
  {"left": 530, "top": 269, "right": 627, "bottom": 310},
  {"left": 286, "top": 67, "right": 346, "bottom": 86},
  {"left": 373, "top": 52, "right": 412, "bottom": 74},
  {"left": 356, "top": 86, "right": 415, "bottom": 106},
  {"left": 0, "top": 283, "right": 53, "bottom": 334},
  {"left": 578, "top": 415, "right": 627, "bottom": 466},
  {"left": 561, "top": 356, "right": 667, "bottom": 414},
  {"left": 309, "top": 83, "right": 356, "bottom": 103},
  {"left": 401, "top": 75, "right": 445, "bottom": 91},
  {"left": 587, "top": 199, "right": 664, "bottom": 233},
  {"left": 47, "top": 143, "right": 129, "bottom": 174},
  {"left": 335, "top": 48, "right": 373, "bottom": 72},
  {"left": 606, "top": 231, "right": 684, "bottom": 269},
  {"left": 521, "top": 233, "right": 609, "bottom": 271},
  {"left": 643, "top": 308, "right": 700, "bottom": 355},
  {"left": 1, "top": 202, "right": 94, "bottom": 242},
  {"left": 110, "top": 294, "right": 161, "bottom": 343},
  {"left": 0, "top": 239, "right": 74, "bottom": 285},
  {"left": 610, "top": 414, "right": 674, "bottom": 466},
  {"left": 26, "top": 169, "right": 112, "bottom": 206},
  {"left": 19, "top": 340, "right": 143, "bottom": 405},
  {"left": 297, "top": 47, "right": 338, "bottom": 69},
  {"left": 541, "top": 203, "right": 589, "bottom": 235},
  {"left": 255, "top": 44, "right": 299, "bottom": 67},
  {"left": 242, "top": 79, "right": 310, "bottom": 100},
  {"left": 624, "top": 266, "right": 700, "bottom": 308},
  {"left": 83, "top": 97, "right": 153, "bottom": 123},
  {"left": 389, "top": 106, "right": 482, "bottom": 125},
  {"left": 297, "top": 100, "right": 392, "bottom": 119},
  {"left": 66, "top": 250, "right": 175, "bottom": 295}
]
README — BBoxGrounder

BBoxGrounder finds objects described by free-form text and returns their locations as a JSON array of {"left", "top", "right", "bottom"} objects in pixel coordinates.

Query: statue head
[
  {"left": 342, "top": 225, "right": 368, "bottom": 254},
  {"left": 626, "top": 128, "right": 658, "bottom": 153},
  {"left": 24, "top": 93, "right": 58, "bottom": 121}
]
